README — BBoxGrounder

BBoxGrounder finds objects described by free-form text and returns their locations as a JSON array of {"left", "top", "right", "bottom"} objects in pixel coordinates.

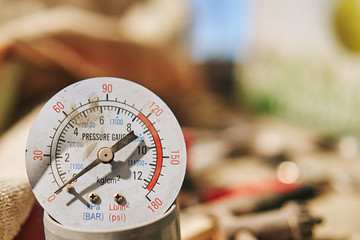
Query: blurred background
[{"left": 1, "top": 0, "right": 360, "bottom": 239}]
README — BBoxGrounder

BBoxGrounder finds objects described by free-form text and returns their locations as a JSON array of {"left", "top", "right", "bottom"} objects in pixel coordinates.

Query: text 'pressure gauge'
[{"left": 26, "top": 77, "right": 186, "bottom": 232}]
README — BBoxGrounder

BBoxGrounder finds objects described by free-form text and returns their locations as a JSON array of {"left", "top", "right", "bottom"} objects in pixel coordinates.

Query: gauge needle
[{"left": 54, "top": 130, "right": 138, "bottom": 194}]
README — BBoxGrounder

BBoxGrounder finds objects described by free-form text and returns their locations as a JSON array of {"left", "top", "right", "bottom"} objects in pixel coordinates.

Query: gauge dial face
[{"left": 26, "top": 77, "right": 186, "bottom": 230}]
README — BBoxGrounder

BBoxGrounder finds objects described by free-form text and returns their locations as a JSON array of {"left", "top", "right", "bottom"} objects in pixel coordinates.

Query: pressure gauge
[{"left": 26, "top": 77, "right": 186, "bottom": 231}]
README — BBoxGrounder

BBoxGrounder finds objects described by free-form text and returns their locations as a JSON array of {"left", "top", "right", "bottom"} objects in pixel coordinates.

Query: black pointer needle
[{"left": 54, "top": 131, "right": 138, "bottom": 194}]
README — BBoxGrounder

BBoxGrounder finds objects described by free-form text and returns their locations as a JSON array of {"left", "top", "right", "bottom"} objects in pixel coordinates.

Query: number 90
[{"left": 103, "top": 84, "right": 113, "bottom": 93}]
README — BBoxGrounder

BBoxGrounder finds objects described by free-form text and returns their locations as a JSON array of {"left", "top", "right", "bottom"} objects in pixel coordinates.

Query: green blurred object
[
  {"left": 239, "top": 55, "right": 360, "bottom": 137},
  {"left": 334, "top": 0, "right": 360, "bottom": 52},
  {"left": 237, "top": 0, "right": 360, "bottom": 139},
  {"left": 0, "top": 61, "right": 25, "bottom": 134}
]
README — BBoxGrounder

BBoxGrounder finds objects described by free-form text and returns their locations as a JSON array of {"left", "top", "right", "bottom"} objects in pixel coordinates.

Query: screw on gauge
[
  {"left": 89, "top": 193, "right": 99, "bottom": 203},
  {"left": 65, "top": 184, "right": 74, "bottom": 192},
  {"left": 114, "top": 194, "right": 124, "bottom": 204},
  {"left": 97, "top": 147, "right": 114, "bottom": 163}
]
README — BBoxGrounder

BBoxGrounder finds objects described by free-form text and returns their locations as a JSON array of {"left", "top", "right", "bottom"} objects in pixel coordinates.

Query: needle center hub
[{"left": 98, "top": 147, "right": 114, "bottom": 163}]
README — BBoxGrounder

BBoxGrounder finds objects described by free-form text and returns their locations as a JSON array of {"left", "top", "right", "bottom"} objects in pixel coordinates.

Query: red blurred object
[
  {"left": 203, "top": 178, "right": 301, "bottom": 202},
  {"left": 14, "top": 202, "right": 45, "bottom": 240}
]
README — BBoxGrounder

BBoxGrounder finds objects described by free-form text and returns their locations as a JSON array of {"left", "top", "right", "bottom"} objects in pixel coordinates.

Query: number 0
[{"left": 48, "top": 195, "right": 56, "bottom": 202}]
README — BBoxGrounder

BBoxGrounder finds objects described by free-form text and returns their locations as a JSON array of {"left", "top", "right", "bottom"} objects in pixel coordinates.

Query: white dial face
[{"left": 26, "top": 77, "right": 186, "bottom": 230}]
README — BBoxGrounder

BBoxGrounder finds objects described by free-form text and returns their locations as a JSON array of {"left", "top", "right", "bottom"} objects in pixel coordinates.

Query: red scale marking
[{"left": 137, "top": 112, "right": 162, "bottom": 191}]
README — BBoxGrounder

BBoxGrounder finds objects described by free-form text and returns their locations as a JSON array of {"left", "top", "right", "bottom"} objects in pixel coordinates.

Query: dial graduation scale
[{"left": 26, "top": 77, "right": 186, "bottom": 239}]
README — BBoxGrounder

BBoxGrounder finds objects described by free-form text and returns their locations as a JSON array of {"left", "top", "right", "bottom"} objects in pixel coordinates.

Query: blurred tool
[
  {"left": 181, "top": 214, "right": 226, "bottom": 240},
  {"left": 232, "top": 202, "right": 321, "bottom": 240},
  {"left": 182, "top": 201, "right": 321, "bottom": 240},
  {"left": 182, "top": 166, "right": 320, "bottom": 240}
]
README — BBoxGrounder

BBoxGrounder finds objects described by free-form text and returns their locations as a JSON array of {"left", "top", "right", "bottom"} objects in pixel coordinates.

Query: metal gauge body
[{"left": 26, "top": 77, "right": 186, "bottom": 230}]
